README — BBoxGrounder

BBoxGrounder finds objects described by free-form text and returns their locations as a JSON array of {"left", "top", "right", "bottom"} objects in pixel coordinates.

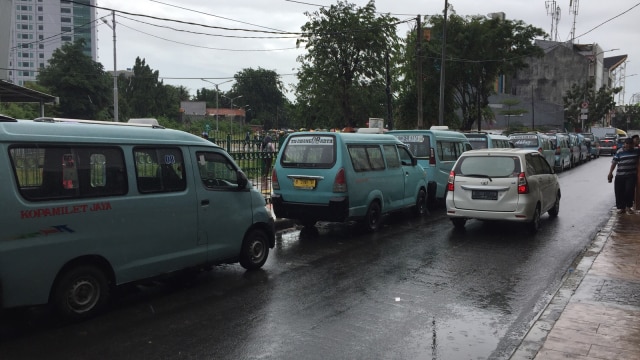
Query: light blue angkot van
[
  {"left": 0, "top": 116, "right": 275, "bottom": 320},
  {"left": 387, "top": 129, "right": 472, "bottom": 208},
  {"left": 271, "top": 132, "right": 428, "bottom": 230}
]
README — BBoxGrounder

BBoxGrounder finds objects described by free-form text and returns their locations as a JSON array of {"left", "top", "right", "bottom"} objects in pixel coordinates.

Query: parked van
[
  {"left": 546, "top": 133, "right": 571, "bottom": 171},
  {"left": 463, "top": 131, "right": 513, "bottom": 149},
  {"left": 387, "top": 128, "right": 472, "bottom": 208},
  {"left": 271, "top": 132, "right": 428, "bottom": 230},
  {"left": 508, "top": 132, "right": 556, "bottom": 168},
  {"left": 0, "top": 117, "right": 275, "bottom": 320}
]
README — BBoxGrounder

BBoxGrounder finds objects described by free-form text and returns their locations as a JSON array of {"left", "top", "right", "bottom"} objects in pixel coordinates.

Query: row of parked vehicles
[
  {"left": 270, "top": 129, "right": 568, "bottom": 235},
  {"left": 509, "top": 131, "right": 599, "bottom": 172}
]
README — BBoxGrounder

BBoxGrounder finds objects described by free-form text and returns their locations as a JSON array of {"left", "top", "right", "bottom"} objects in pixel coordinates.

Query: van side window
[
  {"left": 134, "top": 147, "right": 186, "bottom": 193},
  {"left": 348, "top": 145, "right": 385, "bottom": 172},
  {"left": 437, "top": 141, "right": 465, "bottom": 161},
  {"left": 196, "top": 151, "right": 238, "bottom": 189},
  {"left": 10, "top": 146, "right": 127, "bottom": 201},
  {"left": 397, "top": 146, "right": 414, "bottom": 166},
  {"left": 383, "top": 145, "right": 400, "bottom": 168}
]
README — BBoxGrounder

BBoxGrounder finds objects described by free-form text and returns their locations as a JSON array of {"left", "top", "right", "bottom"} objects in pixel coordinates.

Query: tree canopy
[
  {"left": 563, "top": 79, "right": 621, "bottom": 131},
  {"left": 395, "top": 11, "right": 546, "bottom": 130},
  {"left": 37, "top": 39, "right": 111, "bottom": 119},
  {"left": 295, "top": 0, "right": 400, "bottom": 129}
]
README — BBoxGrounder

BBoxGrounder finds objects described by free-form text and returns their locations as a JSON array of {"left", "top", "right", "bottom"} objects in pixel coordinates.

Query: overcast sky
[{"left": 95, "top": 0, "right": 640, "bottom": 105}]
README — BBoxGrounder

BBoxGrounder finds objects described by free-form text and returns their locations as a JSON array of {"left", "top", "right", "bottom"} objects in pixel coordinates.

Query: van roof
[
  {"left": 1, "top": 119, "right": 216, "bottom": 147},
  {"left": 288, "top": 131, "right": 402, "bottom": 143},
  {"left": 387, "top": 129, "right": 469, "bottom": 139}
]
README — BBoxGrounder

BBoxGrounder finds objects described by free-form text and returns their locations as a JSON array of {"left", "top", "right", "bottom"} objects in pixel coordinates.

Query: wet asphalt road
[{"left": 0, "top": 157, "right": 615, "bottom": 360}]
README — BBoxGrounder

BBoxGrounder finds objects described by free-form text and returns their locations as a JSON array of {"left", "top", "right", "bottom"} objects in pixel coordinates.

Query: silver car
[{"left": 445, "top": 148, "right": 561, "bottom": 233}]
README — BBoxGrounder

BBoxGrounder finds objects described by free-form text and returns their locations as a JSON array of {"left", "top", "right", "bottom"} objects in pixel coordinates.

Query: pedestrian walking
[
  {"left": 608, "top": 137, "right": 640, "bottom": 214},
  {"left": 262, "top": 133, "right": 274, "bottom": 178}
]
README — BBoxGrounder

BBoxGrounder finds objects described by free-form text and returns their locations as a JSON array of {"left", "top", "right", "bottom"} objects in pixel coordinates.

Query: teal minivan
[
  {"left": 0, "top": 116, "right": 275, "bottom": 320},
  {"left": 271, "top": 132, "right": 428, "bottom": 230},
  {"left": 387, "top": 129, "right": 472, "bottom": 208}
]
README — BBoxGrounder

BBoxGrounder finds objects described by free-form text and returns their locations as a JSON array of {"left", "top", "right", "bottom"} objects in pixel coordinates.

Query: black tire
[
  {"left": 364, "top": 201, "right": 382, "bottom": 232},
  {"left": 51, "top": 264, "right": 110, "bottom": 321},
  {"left": 413, "top": 189, "right": 427, "bottom": 217},
  {"left": 528, "top": 205, "right": 541, "bottom": 233},
  {"left": 548, "top": 193, "right": 560, "bottom": 218},
  {"left": 451, "top": 218, "right": 466, "bottom": 229},
  {"left": 239, "top": 229, "right": 270, "bottom": 270}
]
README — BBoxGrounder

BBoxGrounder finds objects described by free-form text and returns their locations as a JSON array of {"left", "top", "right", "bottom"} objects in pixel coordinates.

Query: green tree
[
  {"left": 37, "top": 39, "right": 111, "bottom": 119},
  {"left": 397, "top": 12, "right": 545, "bottom": 130},
  {"left": 295, "top": 0, "right": 400, "bottom": 129},
  {"left": 563, "top": 79, "right": 621, "bottom": 130},
  {"left": 231, "top": 67, "right": 287, "bottom": 129},
  {"left": 120, "top": 57, "right": 163, "bottom": 119}
]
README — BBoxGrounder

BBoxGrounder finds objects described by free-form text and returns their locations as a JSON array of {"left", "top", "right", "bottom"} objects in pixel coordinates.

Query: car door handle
[{"left": 201, "top": 199, "right": 210, "bottom": 206}]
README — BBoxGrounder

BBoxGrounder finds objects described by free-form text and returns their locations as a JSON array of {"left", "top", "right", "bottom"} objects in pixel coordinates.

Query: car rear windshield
[
  {"left": 280, "top": 135, "right": 335, "bottom": 168},
  {"left": 455, "top": 156, "right": 522, "bottom": 178}
]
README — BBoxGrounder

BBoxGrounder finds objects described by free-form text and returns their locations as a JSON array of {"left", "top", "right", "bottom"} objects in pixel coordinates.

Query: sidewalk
[{"left": 511, "top": 210, "right": 640, "bottom": 359}]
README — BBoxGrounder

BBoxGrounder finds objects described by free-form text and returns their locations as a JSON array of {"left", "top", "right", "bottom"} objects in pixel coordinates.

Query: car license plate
[
  {"left": 472, "top": 190, "right": 498, "bottom": 200},
  {"left": 293, "top": 178, "right": 316, "bottom": 189}
]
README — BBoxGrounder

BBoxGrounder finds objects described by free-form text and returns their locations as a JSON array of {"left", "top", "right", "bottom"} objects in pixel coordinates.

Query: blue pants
[{"left": 614, "top": 174, "right": 637, "bottom": 210}]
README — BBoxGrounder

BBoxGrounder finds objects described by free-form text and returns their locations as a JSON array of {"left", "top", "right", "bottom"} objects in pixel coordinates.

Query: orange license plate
[{"left": 293, "top": 178, "right": 316, "bottom": 189}]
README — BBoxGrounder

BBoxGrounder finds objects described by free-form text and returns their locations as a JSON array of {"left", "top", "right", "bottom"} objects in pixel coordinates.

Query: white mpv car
[{"left": 445, "top": 148, "right": 561, "bottom": 233}]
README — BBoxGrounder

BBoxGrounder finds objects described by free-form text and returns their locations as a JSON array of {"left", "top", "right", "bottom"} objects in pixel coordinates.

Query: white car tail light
[
  {"left": 447, "top": 170, "right": 455, "bottom": 192},
  {"left": 517, "top": 172, "right": 529, "bottom": 194}
]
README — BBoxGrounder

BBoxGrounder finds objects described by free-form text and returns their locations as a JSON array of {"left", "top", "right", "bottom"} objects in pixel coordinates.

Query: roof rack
[{"left": 33, "top": 117, "right": 165, "bottom": 129}]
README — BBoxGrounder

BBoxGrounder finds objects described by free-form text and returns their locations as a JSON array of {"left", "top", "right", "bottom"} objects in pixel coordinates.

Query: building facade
[{"left": 2, "top": 0, "right": 97, "bottom": 86}]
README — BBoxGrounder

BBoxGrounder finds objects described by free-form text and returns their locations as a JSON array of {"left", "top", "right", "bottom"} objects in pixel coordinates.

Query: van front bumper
[{"left": 271, "top": 194, "right": 349, "bottom": 222}]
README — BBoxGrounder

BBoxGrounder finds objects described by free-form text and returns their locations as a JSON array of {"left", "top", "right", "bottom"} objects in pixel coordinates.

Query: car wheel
[
  {"left": 364, "top": 201, "right": 382, "bottom": 232},
  {"left": 239, "top": 229, "right": 270, "bottom": 270},
  {"left": 451, "top": 218, "right": 466, "bottom": 229},
  {"left": 548, "top": 193, "right": 560, "bottom": 218},
  {"left": 51, "top": 264, "right": 111, "bottom": 321},
  {"left": 413, "top": 189, "right": 427, "bottom": 217},
  {"left": 528, "top": 205, "right": 541, "bottom": 233}
]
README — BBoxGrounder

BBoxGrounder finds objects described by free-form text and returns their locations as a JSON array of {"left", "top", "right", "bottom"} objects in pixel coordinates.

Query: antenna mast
[
  {"left": 545, "top": 1, "right": 561, "bottom": 41},
  {"left": 569, "top": 0, "right": 579, "bottom": 44}
]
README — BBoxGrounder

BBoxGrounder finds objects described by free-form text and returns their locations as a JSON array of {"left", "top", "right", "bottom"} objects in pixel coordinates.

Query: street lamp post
[
  {"left": 101, "top": 11, "right": 118, "bottom": 122},
  {"left": 222, "top": 95, "right": 243, "bottom": 135},
  {"left": 201, "top": 79, "right": 232, "bottom": 136}
]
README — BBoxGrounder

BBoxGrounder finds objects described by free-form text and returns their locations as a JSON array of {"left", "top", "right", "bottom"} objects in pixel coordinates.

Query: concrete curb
[{"left": 508, "top": 213, "right": 616, "bottom": 359}]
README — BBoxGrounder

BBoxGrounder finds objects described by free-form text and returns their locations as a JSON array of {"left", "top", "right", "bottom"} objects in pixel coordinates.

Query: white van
[
  {"left": 0, "top": 116, "right": 275, "bottom": 320},
  {"left": 271, "top": 132, "right": 428, "bottom": 230}
]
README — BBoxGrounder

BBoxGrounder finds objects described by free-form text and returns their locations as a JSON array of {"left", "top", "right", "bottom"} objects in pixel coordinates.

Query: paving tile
[
  {"left": 588, "top": 343, "right": 640, "bottom": 360},
  {"left": 534, "top": 348, "right": 590, "bottom": 359},
  {"left": 541, "top": 335, "right": 590, "bottom": 356}
]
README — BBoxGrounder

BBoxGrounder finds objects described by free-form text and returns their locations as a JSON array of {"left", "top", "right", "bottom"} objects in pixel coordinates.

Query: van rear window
[
  {"left": 392, "top": 134, "right": 430, "bottom": 158},
  {"left": 510, "top": 135, "right": 538, "bottom": 148},
  {"left": 281, "top": 135, "right": 335, "bottom": 168}
]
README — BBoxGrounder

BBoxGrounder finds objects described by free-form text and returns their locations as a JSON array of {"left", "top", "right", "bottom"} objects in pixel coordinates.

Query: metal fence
[{"left": 216, "top": 136, "right": 280, "bottom": 203}]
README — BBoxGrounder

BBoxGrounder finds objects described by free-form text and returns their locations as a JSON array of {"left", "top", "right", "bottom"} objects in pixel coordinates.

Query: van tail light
[
  {"left": 271, "top": 169, "right": 279, "bottom": 190},
  {"left": 555, "top": 146, "right": 561, "bottom": 155},
  {"left": 537, "top": 147, "right": 543, "bottom": 153},
  {"left": 447, "top": 171, "right": 455, "bottom": 192},
  {"left": 613, "top": 145, "right": 617, "bottom": 150},
  {"left": 517, "top": 172, "right": 529, "bottom": 194},
  {"left": 429, "top": 148, "right": 436, "bottom": 165},
  {"left": 333, "top": 168, "right": 347, "bottom": 192}
]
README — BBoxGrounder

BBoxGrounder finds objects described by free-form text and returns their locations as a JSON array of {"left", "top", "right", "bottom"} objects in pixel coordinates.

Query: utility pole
[
  {"left": 102, "top": 11, "right": 118, "bottom": 122},
  {"left": 416, "top": 15, "right": 423, "bottom": 129},
  {"left": 385, "top": 51, "right": 393, "bottom": 130},
  {"left": 438, "top": 0, "right": 448, "bottom": 126}
]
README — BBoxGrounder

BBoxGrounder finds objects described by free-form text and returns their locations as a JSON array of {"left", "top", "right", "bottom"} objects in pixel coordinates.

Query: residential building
[{"left": 1, "top": 0, "right": 97, "bottom": 86}]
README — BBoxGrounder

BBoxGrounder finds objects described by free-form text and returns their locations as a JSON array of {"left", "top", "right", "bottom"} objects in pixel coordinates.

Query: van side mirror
[
  {"left": 412, "top": 157, "right": 418, "bottom": 166},
  {"left": 237, "top": 170, "right": 248, "bottom": 189}
]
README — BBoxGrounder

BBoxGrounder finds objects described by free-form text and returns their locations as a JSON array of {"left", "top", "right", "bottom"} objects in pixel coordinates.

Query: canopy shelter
[{"left": 0, "top": 80, "right": 57, "bottom": 117}]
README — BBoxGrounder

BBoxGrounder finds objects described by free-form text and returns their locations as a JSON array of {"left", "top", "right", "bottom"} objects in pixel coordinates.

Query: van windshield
[{"left": 281, "top": 135, "right": 335, "bottom": 168}]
